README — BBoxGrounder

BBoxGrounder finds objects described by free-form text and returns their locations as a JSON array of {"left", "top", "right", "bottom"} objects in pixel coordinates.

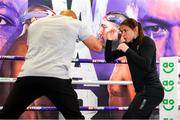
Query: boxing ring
[{"left": 0, "top": 55, "right": 179, "bottom": 119}]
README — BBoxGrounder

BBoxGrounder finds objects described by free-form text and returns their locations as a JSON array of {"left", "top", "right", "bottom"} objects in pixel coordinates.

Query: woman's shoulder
[
  {"left": 142, "top": 36, "right": 156, "bottom": 47},
  {"left": 143, "top": 35, "right": 153, "bottom": 40}
]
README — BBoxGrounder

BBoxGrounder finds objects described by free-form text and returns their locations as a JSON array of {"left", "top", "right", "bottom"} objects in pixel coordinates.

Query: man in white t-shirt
[{"left": 0, "top": 10, "right": 103, "bottom": 119}]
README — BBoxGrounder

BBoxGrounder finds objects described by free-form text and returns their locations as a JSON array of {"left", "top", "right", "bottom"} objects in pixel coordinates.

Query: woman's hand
[{"left": 117, "top": 43, "right": 129, "bottom": 52}]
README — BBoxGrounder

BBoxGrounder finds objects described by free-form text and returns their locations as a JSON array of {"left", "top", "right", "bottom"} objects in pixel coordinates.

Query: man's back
[{"left": 19, "top": 15, "right": 92, "bottom": 79}]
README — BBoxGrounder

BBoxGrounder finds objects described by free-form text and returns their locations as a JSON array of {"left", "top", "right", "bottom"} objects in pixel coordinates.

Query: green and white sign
[{"left": 159, "top": 57, "right": 180, "bottom": 120}]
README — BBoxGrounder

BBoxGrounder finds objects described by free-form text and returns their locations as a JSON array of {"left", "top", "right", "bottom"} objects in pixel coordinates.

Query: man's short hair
[{"left": 59, "top": 10, "right": 77, "bottom": 19}]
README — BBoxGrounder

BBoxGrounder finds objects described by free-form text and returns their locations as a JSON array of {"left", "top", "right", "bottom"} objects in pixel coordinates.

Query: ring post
[{"left": 159, "top": 56, "right": 180, "bottom": 120}]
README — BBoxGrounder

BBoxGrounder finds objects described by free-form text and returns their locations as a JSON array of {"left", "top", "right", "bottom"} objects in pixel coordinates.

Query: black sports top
[{"left": 105, "top": 36, "right": 163, "bottom": 92}]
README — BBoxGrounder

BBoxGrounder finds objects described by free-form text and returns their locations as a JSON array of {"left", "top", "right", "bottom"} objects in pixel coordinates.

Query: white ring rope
[
  {"left": 72, "top": 80, "right": 132, "bottom": 85},
  {"left": 1, "top": 78, "right": 180, "bottom": 85},
  {"left": 0, "top": 78, "right": 133, "bottom": 85}
]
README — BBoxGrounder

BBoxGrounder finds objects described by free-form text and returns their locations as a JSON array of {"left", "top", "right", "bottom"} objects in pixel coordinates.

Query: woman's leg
[{"left": 122, "top": 88, "right": 164, "bottom": 119}]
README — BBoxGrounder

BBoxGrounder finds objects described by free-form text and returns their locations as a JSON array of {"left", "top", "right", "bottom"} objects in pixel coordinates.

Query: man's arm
[{"left": 82, "top": 35, "right": 103, "bottom": 52}]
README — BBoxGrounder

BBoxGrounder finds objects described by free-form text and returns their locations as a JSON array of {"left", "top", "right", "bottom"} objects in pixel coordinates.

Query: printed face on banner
[
  {"left": 137, "top": 0, "right": 180, "bottom": 60},
  {"left": 0, "top": 0, "right": 27, "bottom": 67}
]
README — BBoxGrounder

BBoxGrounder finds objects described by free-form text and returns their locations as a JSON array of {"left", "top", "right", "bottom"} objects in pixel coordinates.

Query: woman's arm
[{"left": 105, "top": 40, "right": 125, "bottom": 62}]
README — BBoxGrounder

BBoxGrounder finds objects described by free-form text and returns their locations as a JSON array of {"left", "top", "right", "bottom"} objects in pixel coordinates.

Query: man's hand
[{"left": 105, "top": 27, "right": 119, "bottom": 41}]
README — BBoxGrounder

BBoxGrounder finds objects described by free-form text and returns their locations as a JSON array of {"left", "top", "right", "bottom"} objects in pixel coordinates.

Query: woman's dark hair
[{"left": 120, "top": 18, "right": 144, "bottom": 43}]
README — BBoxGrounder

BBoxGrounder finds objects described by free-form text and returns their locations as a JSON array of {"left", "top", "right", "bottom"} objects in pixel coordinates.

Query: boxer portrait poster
[{"left": 0, "top": 0, "right": 179, "bottom": 119}]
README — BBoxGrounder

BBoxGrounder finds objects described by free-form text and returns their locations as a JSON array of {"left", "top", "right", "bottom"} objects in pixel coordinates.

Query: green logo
[
  {"left": 163, "top": 62, "right": 174, "bottom": 73},
  {"left": 163, "top": 99, "right": 174, "bottom": 111},
  {"left": 162, "top": 80, "right": 174, "bottom": 92},
  {"left": 163, "top": 118, "right": 174, "bottom": 120}
]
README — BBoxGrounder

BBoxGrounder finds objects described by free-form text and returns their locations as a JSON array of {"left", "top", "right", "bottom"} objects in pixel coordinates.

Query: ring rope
[
  {"left": 0, "top": 106, "right": 164, "bottom": 111},
  {"left": 0, "top": 78, "right": 133, "bottom": 85},
  {"left": 27, "top": 106, "right": 129, "bottom": 111},
  {"left": 0, "top": 55, "right": 121, "bottom": 63},
  {"left": 1, "top": 77, "right": 180, "bottom": 85},
  {"left": 0, "top": 55, "right": 161, "bottom": 64},
  {"left": 0, "top": 55, "right": 25, "bottom": 60},
  {"left": 0, "top": 106, "right": 126, "bottom": 111}
]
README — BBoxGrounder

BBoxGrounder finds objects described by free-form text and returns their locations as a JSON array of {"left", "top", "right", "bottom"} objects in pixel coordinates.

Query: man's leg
[
  {"left": 45, "top": 78, "right": 84, "bottom": 119},
  {"left": 0, "top": 77, "right": 41, "bottom": 119}
]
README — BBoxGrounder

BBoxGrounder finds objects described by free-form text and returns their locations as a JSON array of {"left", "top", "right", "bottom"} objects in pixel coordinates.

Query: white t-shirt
[{"left": 18, "top": 15, "right": 93, "bottom": 79}]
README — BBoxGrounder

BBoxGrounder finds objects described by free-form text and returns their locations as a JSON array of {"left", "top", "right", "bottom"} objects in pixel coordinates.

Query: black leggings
[
  {"left": 122, "top": 87, "right": 164, "bottom": 119},
  {"left": 0, "top": 76, "right": 84, "bottom": 119}
]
